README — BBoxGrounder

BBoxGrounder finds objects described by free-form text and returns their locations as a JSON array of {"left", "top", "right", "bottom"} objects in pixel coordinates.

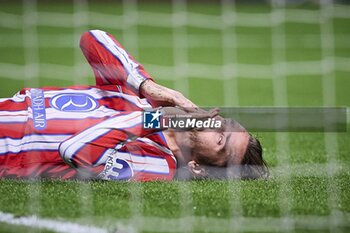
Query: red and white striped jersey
[
  {"left": 0, "top": 86, "right": 176, "bottom": 181},
  {"left": 0, "top": 29, "right": 177, "bottom": 181}
]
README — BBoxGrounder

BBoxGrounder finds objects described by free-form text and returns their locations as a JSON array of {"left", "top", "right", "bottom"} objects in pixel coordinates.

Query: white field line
[
  {"left": 136, "top": 214, "right": 350, "bottom": 232},
  {"left": 2, "top": 212, "right": 350, "bottom": 233},
  {"left": 0, "top": 211, "right": 107, "bottom": 233}
]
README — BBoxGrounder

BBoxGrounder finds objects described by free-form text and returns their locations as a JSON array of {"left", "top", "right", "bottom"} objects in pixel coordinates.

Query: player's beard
[
  {"left": 188, "top": 125, "right": 226, "bottom": 152},
  {"left": 188, "top": 130, "right": 208, "bottom": 153},
  {"left": 188, "top": 130, "right": 199, "bottom": 150}
]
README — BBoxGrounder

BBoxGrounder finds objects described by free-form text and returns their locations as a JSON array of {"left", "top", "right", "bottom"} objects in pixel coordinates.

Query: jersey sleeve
[
  {"left": 80, "top": 29, "right": 154, "bottom": 94},
  {"left": 96, "top": 140, "right": 177, "bottom": 182},
  {"left": 58, "top": 111, "right": 158, "bottom": 175}
]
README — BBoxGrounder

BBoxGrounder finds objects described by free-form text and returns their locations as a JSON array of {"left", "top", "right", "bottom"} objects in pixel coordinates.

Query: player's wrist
[
  {"left": 139, "top": 79, "right": 152, "bottom": 96},
  {"left": 141, "top": 80, "right": 173, "bottom": 102}
]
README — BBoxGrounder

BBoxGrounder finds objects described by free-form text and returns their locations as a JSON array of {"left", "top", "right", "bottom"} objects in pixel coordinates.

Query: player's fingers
[
  {"left": 181, "top": 103, "right": 204, "bottom": 113},
  {"left": 172, "top": 92, "right": 199, "bottom": 111},
  {"left": 187, "top": 108, "right": 219, "bottom": 119},
  {"left": 181, "top": 102, "right": 197, "bottom": 109},
  {"left": 208, "top": 108, "right": 220, "bottom": 118}
]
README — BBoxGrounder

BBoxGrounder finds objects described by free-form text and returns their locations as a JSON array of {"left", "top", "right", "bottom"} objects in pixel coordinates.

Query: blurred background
[{"left": 0, "top": 0, "right": 349, "bottom": 109}]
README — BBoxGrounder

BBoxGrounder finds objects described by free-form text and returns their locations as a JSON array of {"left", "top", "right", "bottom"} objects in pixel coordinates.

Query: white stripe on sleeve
[{"left": 59, "top": 112, "right": 143, "bottom": 163}]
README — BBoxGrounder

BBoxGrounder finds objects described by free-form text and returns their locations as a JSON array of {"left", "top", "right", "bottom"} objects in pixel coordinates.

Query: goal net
[{"left": 0, "top": 0, "right": 349, "bottom": 232}]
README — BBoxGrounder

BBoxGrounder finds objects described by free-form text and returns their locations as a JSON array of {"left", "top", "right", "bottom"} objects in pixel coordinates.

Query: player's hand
[
  {"left": 187, "top": 107, "right": 220, "bottom": 119},
  {"left": 160, "top": 107, "right": 220, "bottom": 120},
  {"left": 140, "top": 80, "right": 199, "bottom": 111},
  {"left": 169, "top": 89, "right": 198, "bottom": 112}
]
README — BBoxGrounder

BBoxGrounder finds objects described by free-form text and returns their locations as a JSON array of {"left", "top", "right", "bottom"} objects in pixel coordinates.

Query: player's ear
[{"left": 187, "top": 160, "right": 207, "bottom": 178}]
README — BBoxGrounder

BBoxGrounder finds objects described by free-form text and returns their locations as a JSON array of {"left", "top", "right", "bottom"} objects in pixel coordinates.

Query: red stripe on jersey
[
  {"left": 0, "top": 123, "right": 27, "bottom": 139},
  {"left": 80, "top": 31, "right": 129, "bottom": 86},
  {"left": 106, "top": 32, "right": 154, "bottom": 82},
  {"left": 0, "top": 150, "right": 104, "bottom": 179},
  {"left": 97, "top": 97, "right": 141, "bottom": 112},
  {"left": 71, "top": 131, "right": 128, "bottom": 167},
  {"left": 0, "top": 162, "right": 77, "bottom": 179},
  {"left": 2, "top": 150, "right": 62, "bottom": 166},
  {"left": 146, "top": 133, "right": 170, "bottom": 149},
  {"left": 0, "top": 98, "right": 29, "bottom": 111},
  {"left": 80, "top": 31, "right": 154, "bottom": 98},
  {"left": 28, "top": 118, "right": 106, "bottom": 135},
  {"left": 69, "top": 113, "right": 142, "bottom": 167},
  {"left": 0, "top": 150, "right": 62, "bottom": 177},
  {"left": 124, "top": 159, "right": 147, "bottom": 165},
  {"left": 118, "top": 141, "right": 177, "bottom": 181}
]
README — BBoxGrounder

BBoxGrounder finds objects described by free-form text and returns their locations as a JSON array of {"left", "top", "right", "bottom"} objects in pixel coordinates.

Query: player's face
[{"left": 190, "top": 121, "right": 249, "bottom": 167}]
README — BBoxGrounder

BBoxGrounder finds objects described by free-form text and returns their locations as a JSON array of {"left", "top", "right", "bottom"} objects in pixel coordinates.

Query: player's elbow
[
  {"left": 80, "top": 29, "right": 103, "bottom": 51},
  {"left": 58, "top": 140, "right": 75, "bottom": 167},
  {"left": 80, "top": 31, "right": 90, "bottom": 49}
]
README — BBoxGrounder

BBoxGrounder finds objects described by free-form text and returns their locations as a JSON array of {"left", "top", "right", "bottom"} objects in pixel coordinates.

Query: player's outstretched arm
[{"left": 140, "top": 79, "right": 199, "bottom": 111}]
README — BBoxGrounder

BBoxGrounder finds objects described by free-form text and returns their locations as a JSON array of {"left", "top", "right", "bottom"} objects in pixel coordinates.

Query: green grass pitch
[{"left": 0, "top": 1, "right": 350, "bottom": 232}]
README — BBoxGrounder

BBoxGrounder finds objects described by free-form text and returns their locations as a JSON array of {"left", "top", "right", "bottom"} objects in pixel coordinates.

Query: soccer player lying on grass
[{"left": 0, "top": 30, "right": 268, "bottom": 181}]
